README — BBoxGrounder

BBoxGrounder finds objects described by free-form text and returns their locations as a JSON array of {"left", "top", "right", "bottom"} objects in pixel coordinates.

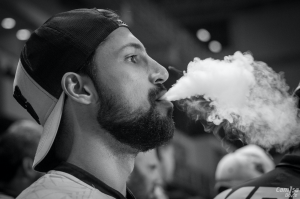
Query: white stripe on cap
[
  {"left": 13, "top": 61, "right": 57, "bottom": 126},
  {"left": 33, "top": 92, "right": 64, "bottom": 169},
  {"left": 13, "top": 60, "right": 66, "bottom": 171}
]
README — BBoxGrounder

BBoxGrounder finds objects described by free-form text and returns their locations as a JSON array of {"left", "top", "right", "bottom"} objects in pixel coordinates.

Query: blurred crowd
[
  {"left": 2, "top": 116, "right": 300, "bottom": 199},
  {"left": 1, "top": 120, "right": 176, "bottom": 199},
  {"left": 0, "top": 120, "right": 43, "bottom": 199},
  {"left": 1, "top": 84, "right": 300, "bottom": 199}
]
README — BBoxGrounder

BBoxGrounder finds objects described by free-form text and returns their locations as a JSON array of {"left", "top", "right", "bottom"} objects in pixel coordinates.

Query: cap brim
[{"left": 33, "top": 92, "right": 65, "bottom": 170}]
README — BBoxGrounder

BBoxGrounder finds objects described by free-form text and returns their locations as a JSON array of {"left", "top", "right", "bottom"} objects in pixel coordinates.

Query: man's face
[
  {"left": 127, "top": 150, "right": 162, "bottom": 199},
  {"left": 91, "top": 27, "right": 174, "bottom": 152}
]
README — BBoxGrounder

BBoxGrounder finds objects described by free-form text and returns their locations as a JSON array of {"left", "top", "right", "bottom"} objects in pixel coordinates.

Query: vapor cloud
[{"left": 162, "top": 52, "right": 299, "bottom": 152}]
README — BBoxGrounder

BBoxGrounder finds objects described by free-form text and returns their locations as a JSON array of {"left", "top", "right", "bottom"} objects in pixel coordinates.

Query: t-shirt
[
  {"left": 17, "top": 162, "right": 135, "bottom": 199},
  {"left": 214, "top": 154, "right": 300, "bottom": 199}
]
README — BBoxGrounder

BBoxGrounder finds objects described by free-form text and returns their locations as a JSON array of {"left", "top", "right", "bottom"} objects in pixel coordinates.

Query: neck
[{"left": 67, "top": 126, "right": 137, "bottom": 196}]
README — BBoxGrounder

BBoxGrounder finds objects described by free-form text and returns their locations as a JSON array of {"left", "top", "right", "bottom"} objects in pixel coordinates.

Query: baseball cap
[
  {"left": 215, "top": 145, "right": 275, "bottom": 193},
  {"left": 13, "top": 8, "right": 128, "bottom": 172}
]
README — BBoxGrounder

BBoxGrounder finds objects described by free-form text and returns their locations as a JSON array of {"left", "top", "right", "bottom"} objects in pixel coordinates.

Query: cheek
[
  {"left": 125, "top": 83, "right": 151, "bottom": 111},
  {"left": 105, "top": 71, "right": 151, "bottom": 109}
]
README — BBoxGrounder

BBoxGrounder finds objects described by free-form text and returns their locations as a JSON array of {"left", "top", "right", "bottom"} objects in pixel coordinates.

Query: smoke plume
[{"left": 162, "top": 52, "right": 300, "bottom": 153}]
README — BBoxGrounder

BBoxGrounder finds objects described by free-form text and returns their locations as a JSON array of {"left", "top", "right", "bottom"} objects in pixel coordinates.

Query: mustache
[{"left": 149, "top": 84, "right": 167, "bottom": 103}]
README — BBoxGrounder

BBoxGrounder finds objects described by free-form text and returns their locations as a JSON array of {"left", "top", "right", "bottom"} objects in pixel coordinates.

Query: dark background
[{"left": 1, "top": 0, "right": 300, "bottom": 198}]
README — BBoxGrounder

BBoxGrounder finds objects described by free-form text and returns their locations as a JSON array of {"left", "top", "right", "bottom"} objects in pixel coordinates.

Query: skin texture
[
  {"left": 60, "top": 27, "right": 174, "bottom": 196},
  {"left": 93, "top": 28, "right": 174, "bottom": 152},
  {"left": 93, "top": 27, "right": 171, "bottom": 116}
]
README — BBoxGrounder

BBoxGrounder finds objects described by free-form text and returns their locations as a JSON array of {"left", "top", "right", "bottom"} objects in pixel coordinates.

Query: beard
[{"left": 95, "top": 81, "right": 174, "bottom": 152}]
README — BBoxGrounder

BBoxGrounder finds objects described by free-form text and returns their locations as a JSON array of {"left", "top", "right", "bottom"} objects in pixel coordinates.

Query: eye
[{"left": 127, "top": 55, "right": 138, "bottom": 63}]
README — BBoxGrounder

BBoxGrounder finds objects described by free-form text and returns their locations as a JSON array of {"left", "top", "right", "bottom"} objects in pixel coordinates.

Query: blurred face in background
[
  {"left": 127, "top": 150, "right": 162, "bottom": 199},
  {"left": 0, "top": 120, "right": 44, "bottom": 197},
  {"left": 157, "top": 144, "right": 175, "bottom": 184}
]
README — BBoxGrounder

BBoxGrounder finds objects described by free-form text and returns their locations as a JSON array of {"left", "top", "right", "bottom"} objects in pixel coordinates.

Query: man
[
  {"left": 214, "top": 87, "right": 300, "bottom": 199},
  {"left": 214, "top": 151, "right": 300, "bottom": 199},
  {"left": 13, "top": 8, "right": 174, "bottom": 199},
  {"left": 127, "top": 149, "right": 168, "bottom": 199},
  {"left": 214, "top": 145, "right": 274, "bottom": 194},
  {"left": 0, "top": 120, "right": 43, "bottom": 199}
]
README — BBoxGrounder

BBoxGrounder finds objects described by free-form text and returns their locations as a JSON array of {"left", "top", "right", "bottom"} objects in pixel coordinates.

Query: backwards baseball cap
[{"left": 13, "top": 8, "right": 128, "bottom": 172}]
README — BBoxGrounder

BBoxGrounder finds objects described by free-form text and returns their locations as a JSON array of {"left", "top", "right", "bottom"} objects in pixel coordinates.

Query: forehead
[{"left": 96, "top": 27, "right": 145, "bottom": 54}]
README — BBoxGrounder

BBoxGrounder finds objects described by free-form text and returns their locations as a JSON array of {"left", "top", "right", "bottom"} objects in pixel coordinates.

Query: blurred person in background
[
  {"left": 157, "top": 143, "right": 175, "bottom": 186},
  {"left": 214, "top": 145, "right": 274, "bottom": 195},
  {"left": 13, "top": 8, "right": 174, "bottom": 199},
  {"left": 215, "top": 86, "right": 300, "bottom": 199},
  {"left": 127, "top": 149, "right": 168, "bottom": 199},
  {"left": 0, "top": 120, "right": 43, "bottom": 199}
]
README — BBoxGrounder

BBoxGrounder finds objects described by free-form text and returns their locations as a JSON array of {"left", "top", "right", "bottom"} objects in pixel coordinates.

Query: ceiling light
[
  {"left": 1, "top": 18, "right": 16, "bottom": 29},
  {"left": 16, "top": 29, "right": 31, "bottom": 40},
  {"left": 209, "top": 40, "right": 222, "bottom": 53},
  {"left": 196, "top": 29, "right": 210, "bottom": 42}
]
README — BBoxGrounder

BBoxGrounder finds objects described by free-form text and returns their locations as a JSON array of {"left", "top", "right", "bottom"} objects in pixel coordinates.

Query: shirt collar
[{"left": 54, "top": 162, "right": 135, "bottom": 199}]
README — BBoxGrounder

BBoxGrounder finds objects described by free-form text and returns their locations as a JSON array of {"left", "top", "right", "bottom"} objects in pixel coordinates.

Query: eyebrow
[{"left": 118, "top": 42, "right": 146, "bottom": 53}]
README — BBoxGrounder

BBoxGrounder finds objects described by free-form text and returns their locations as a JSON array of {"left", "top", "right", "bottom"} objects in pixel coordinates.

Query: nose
[{"left": 149, "top": 59, "right": 169, "bottom": 85}]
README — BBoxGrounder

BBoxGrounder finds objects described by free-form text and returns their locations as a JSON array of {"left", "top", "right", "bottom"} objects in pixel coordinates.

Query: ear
[{"left": 61, "top": 72, "right": 98, "bottom": 104}]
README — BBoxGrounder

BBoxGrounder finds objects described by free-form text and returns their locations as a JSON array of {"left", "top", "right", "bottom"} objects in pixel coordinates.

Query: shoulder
[
  {"left": 215, "top": 186, "right": 300, "bottom": 199},
  {"left": 214, "top": 189, "right": 232, "bottom": 199},
  {"left": 214, "top": 168, "right": 300, "bottom": 199},
  {"left": 214, "top": 187, "right": 260, "bottom": 199},
  {"left": 16, "top": 171, "right": 114, "bottom": 199}
]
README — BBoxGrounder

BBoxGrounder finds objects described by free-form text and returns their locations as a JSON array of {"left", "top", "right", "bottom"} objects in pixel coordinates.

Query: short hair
[
  {"left": 78, "top": 9, "right": 121, "bottom": 81},
  {"left": 78, "top": 50, "right": 97, "bottom": 83},
  {"left": 0, "top": 120, "right": 42, "bottom": 183},
  {"left": 58, "top": 9, "right": 122, "bottom": 129}
]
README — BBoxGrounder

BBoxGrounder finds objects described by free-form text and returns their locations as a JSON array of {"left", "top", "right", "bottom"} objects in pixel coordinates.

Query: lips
[{"left": 156, "top": 90, "right": 168, "bottom": 101}]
